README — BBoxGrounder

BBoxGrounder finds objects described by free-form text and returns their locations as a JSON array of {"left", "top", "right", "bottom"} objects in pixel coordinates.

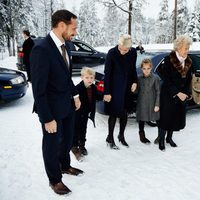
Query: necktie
[{"left": 61, "top": 44, "right": 69, "bottom": 68}]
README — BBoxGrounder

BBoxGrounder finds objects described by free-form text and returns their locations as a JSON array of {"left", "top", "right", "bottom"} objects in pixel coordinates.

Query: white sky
[{"left": 65, "top": 0, "right": 195, "bottom": 19}]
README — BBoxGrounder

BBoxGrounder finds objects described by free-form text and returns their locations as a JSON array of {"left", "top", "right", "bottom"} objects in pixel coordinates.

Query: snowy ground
[{"left": 0, "top": 57, "right": 200, "bottom": 200}]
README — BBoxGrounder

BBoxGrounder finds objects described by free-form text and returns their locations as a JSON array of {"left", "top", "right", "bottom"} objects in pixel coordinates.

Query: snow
[{"left": 1, "top": 56, "right": 200, "bottom": 200}]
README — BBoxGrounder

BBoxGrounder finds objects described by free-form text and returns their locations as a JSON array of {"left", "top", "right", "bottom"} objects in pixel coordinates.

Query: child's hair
[
  {"left": 141, "top": 58, "right": 152, "bottom": 68},
  {"left": 81, "top": 67, "right": 96, "bottom": 76}
]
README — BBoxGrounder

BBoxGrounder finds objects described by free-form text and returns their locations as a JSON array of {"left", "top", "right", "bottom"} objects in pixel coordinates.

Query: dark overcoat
[
  {"left": 104, "top": 46, "right": 138, "bottom": 117},
  {"left": 30, "top": 34, "right": 77, "bottom": 123},
  {"left": 22, "top": 37, "right": 34, "bottom": 66},
  {"left": 75, "top": 81, "right": 97, "bottom": 127},
  {"left": 158, "top": 51, "right": 192, "bottom": 131}
]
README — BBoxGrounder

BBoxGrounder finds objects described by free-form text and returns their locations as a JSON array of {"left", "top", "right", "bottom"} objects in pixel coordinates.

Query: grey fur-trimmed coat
[{"left": 136, "top": 73, "right": 160, "bottom": 121}]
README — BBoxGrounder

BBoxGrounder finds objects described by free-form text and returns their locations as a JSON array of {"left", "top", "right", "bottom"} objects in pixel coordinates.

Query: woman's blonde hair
[
  {"left": 141, "top": 58, "right": 152, "bottom": 68},
  {"left": 173, "top": 35, "right": 192, "bottom": 51},
  {"left": 81, "top": 67, "right": 95, "bottom": 76},
  {"left": 118, "top": 34, "right": 132, "bottom": 48}
]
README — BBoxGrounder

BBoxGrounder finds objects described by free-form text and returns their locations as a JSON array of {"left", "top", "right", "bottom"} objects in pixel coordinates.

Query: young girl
[{"left": 136, "top": 59, "right": 160, "bottom": 143}]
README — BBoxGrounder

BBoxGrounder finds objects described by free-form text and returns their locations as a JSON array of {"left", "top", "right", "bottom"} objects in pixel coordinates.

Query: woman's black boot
[
  {"left": 106, "top": 136, "right": 119, "bottom": 150},
  {"left": 118, "top": 134, "right": 129, "bottom": 147},
  {"left": 159, "top": 128, "right": 166, "bottom": 151},
  {"left": 166, "top": 131, "right": 177, "bottom": 147}
]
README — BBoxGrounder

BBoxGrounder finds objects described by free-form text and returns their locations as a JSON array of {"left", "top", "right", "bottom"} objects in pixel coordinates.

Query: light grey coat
[{"left": 136, "top": 73, "right": 160, "bottom": 121}]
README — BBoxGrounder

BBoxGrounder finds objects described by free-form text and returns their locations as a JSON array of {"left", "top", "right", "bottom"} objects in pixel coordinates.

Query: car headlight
[{"left": 10, "top": 76, "right": 24, "bottom": 84}]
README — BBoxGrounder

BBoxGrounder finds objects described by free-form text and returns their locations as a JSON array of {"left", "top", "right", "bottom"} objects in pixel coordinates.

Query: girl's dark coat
[
  {"left": 158, "top": 51, "right": 192, "bottom": 131},
  {"left": 104, "top": 46, "right": 138, "bottom": 117}
]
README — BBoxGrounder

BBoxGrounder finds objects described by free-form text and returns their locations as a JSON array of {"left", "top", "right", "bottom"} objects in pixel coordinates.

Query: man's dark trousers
[{"left": 42, "top": 110, "right": 75, "bottom": 184}]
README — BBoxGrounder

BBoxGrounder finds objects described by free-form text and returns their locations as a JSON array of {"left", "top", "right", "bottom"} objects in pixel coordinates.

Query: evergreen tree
[
  {"left": 156, "top": 0, "right": 171, "bottom": 43},
  {"left": 176, "top": 0, "right": 189, "bottom": 35},
  {"left": 78, "top": 0, "right": 101, "bottom": 47},
  {"left": 102, "top": 6, "right": 126, "bottom": 46},
  {"left": 186, "top": 0, "right": 200, "bottom": 41}
]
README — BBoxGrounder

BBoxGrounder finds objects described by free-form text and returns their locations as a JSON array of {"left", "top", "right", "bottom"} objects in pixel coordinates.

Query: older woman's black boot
[
  {"left": 159, "top": 128, "right": 166, "bottom": 151},
  {"left": 166, "top": 131, "right": 177, "bottom": 147}
]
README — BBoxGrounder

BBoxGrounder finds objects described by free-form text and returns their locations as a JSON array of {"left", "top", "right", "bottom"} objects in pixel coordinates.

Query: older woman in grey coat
[{"left": 136, "top": 59, "right": 160, "bottom": 143}]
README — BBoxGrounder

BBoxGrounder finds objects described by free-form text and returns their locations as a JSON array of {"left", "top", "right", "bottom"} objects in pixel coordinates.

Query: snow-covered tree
[
  {"left": 156, "top": 0, "right": 171, "bottom": 43},
  {"left": 0, "top": 0, "right": 35, "bottom": 56},
  {"left": 186, "top": 0, "right": 200, "bottom": 41},
  {"left": 176, "top": 0, "right": 189, "bottom": 35},
  {"left": 78, "top": 0, "right": 101, "bottom": 47},
  {"left": 102, "top": 6, "right": 126, "bottom": 46}
]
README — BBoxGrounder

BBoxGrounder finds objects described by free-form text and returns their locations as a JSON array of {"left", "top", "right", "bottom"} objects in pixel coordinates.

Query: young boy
[
  {"left": 136, "top": 59, "right": 160, "bottom": 143},
  {"left": 71, "top": 67, "right": 97, "bottom": 160}
]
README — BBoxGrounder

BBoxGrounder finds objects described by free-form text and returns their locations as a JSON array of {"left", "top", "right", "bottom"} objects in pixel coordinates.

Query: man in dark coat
[
  {"left": 22, "top": 30, "right": 34, "bottom": 82},
  {"left": 103, "top": 34, "right": 138, "bottom": 149},
  {"left": 30, "top": 10, "right": 83, "bottom": 195},
  {"left": 158, "top": 35, "right": 193, "bottom": 151}
]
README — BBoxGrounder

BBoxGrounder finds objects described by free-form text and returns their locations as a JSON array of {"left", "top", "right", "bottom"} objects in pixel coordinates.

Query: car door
[{"left": 71, "top": 41, "right": 103, "bottom": 68}]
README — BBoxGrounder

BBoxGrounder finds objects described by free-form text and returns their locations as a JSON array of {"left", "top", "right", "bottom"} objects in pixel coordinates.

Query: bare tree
[{"left": 96, "top": 0, "right": 146, "bottom": 36}]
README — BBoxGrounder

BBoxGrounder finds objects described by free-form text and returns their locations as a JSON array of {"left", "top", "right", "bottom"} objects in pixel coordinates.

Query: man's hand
[
  {"left": 74, "top": 97, "right": 81, "bottom": 110},
  {"left": 103, "top": 94, "right": 112, "bottom": 102},
  {"left": 45, "top": 120, "right": 57, "bottom": 134},
  {"left": 131, "top": 83, "right": 137, "bottom": 92}
]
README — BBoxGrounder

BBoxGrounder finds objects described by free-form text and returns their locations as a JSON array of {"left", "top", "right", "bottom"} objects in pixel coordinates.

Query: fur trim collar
[{"left": 169, "top": 51, "right": 192, "bottom": 77}]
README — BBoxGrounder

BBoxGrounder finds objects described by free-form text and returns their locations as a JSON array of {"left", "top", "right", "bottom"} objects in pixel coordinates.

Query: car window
[
  {"left": 136, "top": 52, "right": 155, "bottom": 68},
  {"left": 155, "top": 60, "right": 165, "bottom": 79},
  {"left": 190, "top": 54, "right": 200, "bottom": 73},
  {"left": 73, "top": 42, "right": 93, "bottom": 53}
]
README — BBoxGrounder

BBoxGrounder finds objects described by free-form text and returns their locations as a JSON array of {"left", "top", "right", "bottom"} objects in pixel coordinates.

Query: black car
[
  {"left": 16, "top": 38, "right": 106, "bottom": 75},
  {"left": 0, "top": 67, "right": 28, "bottom": 102},
  {"left": 94, "top": 50, "right": 200, "bottom": 122}
]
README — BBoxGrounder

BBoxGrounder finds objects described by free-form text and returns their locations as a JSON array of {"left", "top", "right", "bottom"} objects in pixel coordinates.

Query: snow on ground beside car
[{"left": 0, "top": 57, "right": 200, "bottom": 200}]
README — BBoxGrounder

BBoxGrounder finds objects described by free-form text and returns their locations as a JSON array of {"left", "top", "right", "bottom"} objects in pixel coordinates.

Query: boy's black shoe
[
  {"left": 80, "top": 146, "right": 88, "bottom": 156},
  {"left": 71, "top": 146, "right": 83, "bottom": 161}
]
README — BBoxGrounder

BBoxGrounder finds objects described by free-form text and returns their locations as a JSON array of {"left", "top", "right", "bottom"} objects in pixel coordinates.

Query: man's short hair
[
  {"left": 23, "top": 30, "right": 30, "bottom": 36},
  {"left": 52, "top": 9, "right": 77, "bottom": 28}
]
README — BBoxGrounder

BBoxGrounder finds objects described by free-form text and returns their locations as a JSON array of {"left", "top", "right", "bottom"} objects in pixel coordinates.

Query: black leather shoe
[
  {"left": 49, "top": 182, "right": 72, "bottom": 195},
  {"left": 106, "top": 136, "right": 119, "bottom": 150},
  {"left": 62, "top": 167, "right": 84, "bottom": 176},
  {"left": 80, "top": 146, "right": 88, "bottom": 155},
  {"left": 118, "top": 135, "right": 129, "bottom": 147},
  {"left": 166, "top": 138, "right": 177, "bottom": 147}
]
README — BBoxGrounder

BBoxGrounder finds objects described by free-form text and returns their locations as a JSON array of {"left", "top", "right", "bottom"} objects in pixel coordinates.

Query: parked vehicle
[
  {"left": 16, "top": 38, "right": 106, "bottom": 75},
  {"left": 0, "top": 67, "right": 28, "bottom": 102},
  {"left": 94, "top": 50, "right": 200, "bottom": 126}
]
